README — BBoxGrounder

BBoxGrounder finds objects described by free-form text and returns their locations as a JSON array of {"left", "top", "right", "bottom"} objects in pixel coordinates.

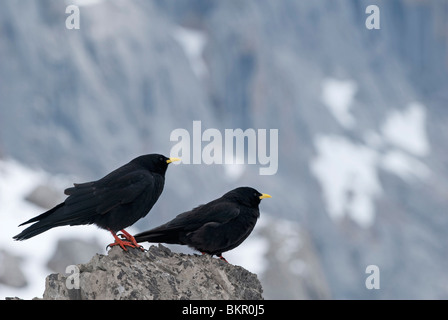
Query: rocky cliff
[{"left": 41, "top": 244, "right": 263, "bottom": 300}]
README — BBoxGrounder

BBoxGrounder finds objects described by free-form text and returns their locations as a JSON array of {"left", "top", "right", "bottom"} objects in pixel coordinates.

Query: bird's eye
[{"left": 159, "top": 157, "right": 164, "bottom": 162}]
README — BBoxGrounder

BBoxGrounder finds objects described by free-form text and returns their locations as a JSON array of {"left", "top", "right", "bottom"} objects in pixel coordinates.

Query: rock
[{"left": 42, "top": 244, "right": 263, "bottom": 300}]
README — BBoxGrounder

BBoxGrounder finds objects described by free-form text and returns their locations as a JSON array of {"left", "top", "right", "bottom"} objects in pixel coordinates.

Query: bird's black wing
[
  {"left": 61, "top": 169, "right": 155, "bottom": 223},
  {"left": 184, "top": 211, "right": 240, "bottom": 251},
  {"left": 181, "top": 201, "right": 258, "bottom": 254},
  {"left": 134, "top": 200, "right": 240, "bottom": 244},
  {"left": 163, "top": 200, "right": 241, "bottom": 231},
  {"left": 14, "top": 166, "right": 158, "bottom": 240}
]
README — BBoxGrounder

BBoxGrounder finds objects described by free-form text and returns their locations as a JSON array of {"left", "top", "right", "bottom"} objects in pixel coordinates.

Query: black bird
[
  {"left": 133, "top": 187, "right": 271, "bottom": 262},
  {"left": 13, "top": 154, "right": 180, "bottom": 250}
]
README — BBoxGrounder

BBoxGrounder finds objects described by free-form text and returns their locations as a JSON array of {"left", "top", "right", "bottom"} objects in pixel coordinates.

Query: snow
[
  {"left": 311, "top": 135, "right": 381, "bottom": 228},
  {"left": 380, "top": 150, "right": 431, "bottom": 181},
  {"left": 173, "top": 27, "right": 208, "bottom": 79},
  {"left": 321, "top": 78, "right": 358, "bottom": 129},
  {"left": 381, "top": 103, "right": 430, "bottom": 157},
  {"left": 312, "top": 96, "right": 431, "bottom": 228},
  {"left": 0, "top": 158, "right": 119, "bottom": 299},
  {"left": 224, "top": 233, "right": 269, "bottom": 276}
]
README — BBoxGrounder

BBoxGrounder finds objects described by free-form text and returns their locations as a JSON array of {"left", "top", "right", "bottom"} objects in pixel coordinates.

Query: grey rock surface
[{"left": 42, "top": 244, "right": 263, "bottom": 300}]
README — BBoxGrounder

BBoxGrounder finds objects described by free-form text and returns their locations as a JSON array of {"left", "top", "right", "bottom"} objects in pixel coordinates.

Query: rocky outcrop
[{"left": 42, "top": 244, "right": 263, "bottom": 300}]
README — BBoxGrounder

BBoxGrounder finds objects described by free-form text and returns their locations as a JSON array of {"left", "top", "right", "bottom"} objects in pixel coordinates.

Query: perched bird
[
  {"left": 13, "top": 154, "right": 180, "bottom": 250},
  {"left": 133, "top": 187, "right": 271, "bottom": 262}
]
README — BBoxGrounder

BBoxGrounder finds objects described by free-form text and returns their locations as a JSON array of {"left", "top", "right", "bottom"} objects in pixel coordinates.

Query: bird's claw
[
  {"left": 108, "top": 229, "right": 145, "bottom": 252},
  {"left": 116, "top": 230, "right": 145, "bottom": 251},
  {"left": 106, "top": 240, "right": 135, "bottom": 251}
]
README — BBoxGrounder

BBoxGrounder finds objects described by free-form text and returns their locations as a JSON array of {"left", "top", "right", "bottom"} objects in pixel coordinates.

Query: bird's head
[
  {"left": 132, "top": 154, "right": 180, "bottom": 175},
  {"left": 223, "top": 186, "right": 271, "bottom": 208}
]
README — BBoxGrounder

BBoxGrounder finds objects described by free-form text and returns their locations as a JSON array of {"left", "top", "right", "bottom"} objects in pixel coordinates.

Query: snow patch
[
  {"left": 0, "top": 159, "right": 114, "bottom": 299},
  {"left": 321, "top": 78, "right": 358, "bottom": 129},
  {"left": 173, "top": 27, "right": 208, "bottom": 79},
  {"left": 311, "top": 100, "right": 431, "bottom": 228},
  {"left": 381, "top": 103, "right": 430, "bottom": 157},
  {"left": 311, "top": 135, "right": 382, "bottom": 228},
  {"left": 380, "top": 150, "right": 431, "bottom": 181}
]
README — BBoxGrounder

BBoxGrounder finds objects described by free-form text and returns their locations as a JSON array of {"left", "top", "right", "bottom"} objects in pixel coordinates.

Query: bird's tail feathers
[
  {"left": 13, "top": 222, "right": 58, "bottom": 241},
  {"left": 134, "top": 229, "right": 181, "bottom": 244},
  {"left": 18, "top": 203, "right": 65, "bottom": 226},
  {"left": 13, "top": 202, "right": 80, "bottom": 241}
]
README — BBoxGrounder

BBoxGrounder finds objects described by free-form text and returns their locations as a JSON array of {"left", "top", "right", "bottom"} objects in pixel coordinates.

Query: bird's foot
[
  {"left": 201, "top": 252, "right": 229, "bottom": 263},
  {"left": 108, "top": 230, "right": 142, "bottom": 252},
  {"left": 218, "top": 254, "right": 229, "bottom": 263},
  {"left": 107, "top": 238, "right": 136, "bottom": 251},
  {"left": 117, "top": 229, "right": 145, "bottom": 251}
]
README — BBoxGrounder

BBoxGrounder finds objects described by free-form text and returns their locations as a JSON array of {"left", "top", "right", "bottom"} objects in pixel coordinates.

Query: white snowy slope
[
  {"left": 173, "top": 26, "right": 208, "bottom": 79},
  {"left": 311, "top": 132, "right": 432, "bottom": 228},
  {"left": 0, "top": 158, "right": 136, "bottom": 299},
  {"left": 321, "top": 78, "right": 358, "bottom": 129},
  {"left": 313, "top": 85, "right": 432, "bottom": 228},
  {"left": 381, "top": 103, "right": 430, "bottom": 157},
  {"left": 311, "top": 135, "right": 381, "bottom": 228},
  {"left": 380, "top": 150, "right": 430, "bottom": 181}
]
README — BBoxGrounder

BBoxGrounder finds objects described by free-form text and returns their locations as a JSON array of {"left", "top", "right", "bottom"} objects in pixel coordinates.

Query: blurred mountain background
[{"left": 1, "top": 0, "right": 447, "bottom": 299}]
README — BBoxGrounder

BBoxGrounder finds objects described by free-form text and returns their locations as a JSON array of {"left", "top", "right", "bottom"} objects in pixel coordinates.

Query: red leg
[
  {"left": 200, "top": 251, "right": 228, "bottom": 263},
  {"left": 119, "top": 229, "right": 145, "bottom": 251},
  {"left": 107, "top": 230, "right": 136, "bottom": 251},
  {"left": 218, "top": 254, "right": 229, "bottom": 263}
]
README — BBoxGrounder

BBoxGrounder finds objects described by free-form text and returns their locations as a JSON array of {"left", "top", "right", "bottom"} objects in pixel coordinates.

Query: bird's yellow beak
[
  {"left": 259, "top": 193, "right": 272, "bottom": 200},
  {"left": 166, "top": 157, "right": 181, "bottom": 164}
]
